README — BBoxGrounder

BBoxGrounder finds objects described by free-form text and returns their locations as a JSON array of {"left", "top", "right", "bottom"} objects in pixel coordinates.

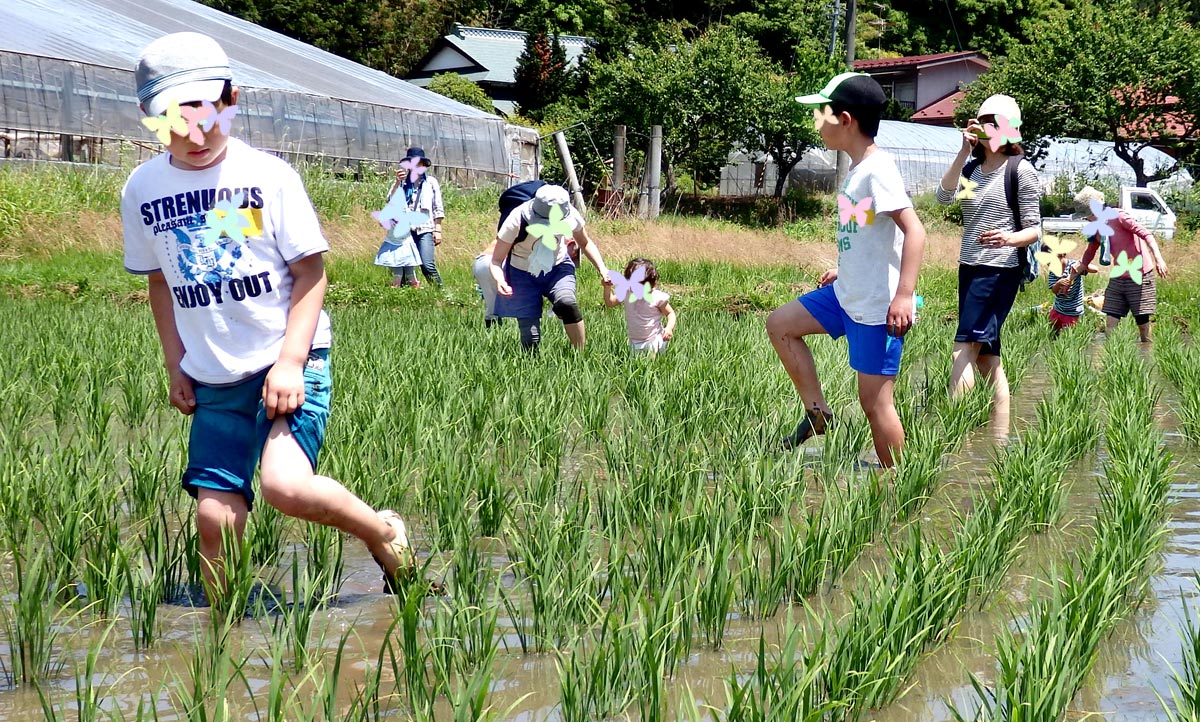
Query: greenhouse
[
  {"left": 723, "top": 120, "right": 1194, "bottom": 197},
  {"left": 0, "top": 0, "right": 538, "bottom": 183}
]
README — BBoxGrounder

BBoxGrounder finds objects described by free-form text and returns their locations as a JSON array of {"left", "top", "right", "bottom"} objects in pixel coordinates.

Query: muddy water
[
  {"left": 4, "top": 375, "right": 1199, "bottom": 721},
  {"left": 870, "top": 385, "right": 1200, "bottom": 722}
]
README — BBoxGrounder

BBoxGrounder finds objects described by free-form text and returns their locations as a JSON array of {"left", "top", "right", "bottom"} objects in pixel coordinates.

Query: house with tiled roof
[
  {"left": 853, "top": 51, "right": 990, "bottom": 126},
  {"left": 407, "top": 25, "right": 592, "bottom": 116}
]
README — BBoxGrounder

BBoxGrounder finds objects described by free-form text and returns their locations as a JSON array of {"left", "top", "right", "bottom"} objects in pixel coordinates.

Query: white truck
[{"left": 1042, "top": 186, "right": 1177, "bottom": 240}]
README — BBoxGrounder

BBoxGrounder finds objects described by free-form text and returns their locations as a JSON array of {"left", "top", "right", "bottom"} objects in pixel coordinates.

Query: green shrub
[{"left": 426, "top": 73, "right": 496, "bottom": 115}]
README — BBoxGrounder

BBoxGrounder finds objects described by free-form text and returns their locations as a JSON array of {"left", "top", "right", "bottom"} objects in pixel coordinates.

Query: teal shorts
[{"left": 183, "top": 348, "right": 331, "bottom": 510}]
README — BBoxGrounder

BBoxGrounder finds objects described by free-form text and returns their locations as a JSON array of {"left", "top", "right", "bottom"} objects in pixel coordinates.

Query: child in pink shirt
[
  {"left": 604, "top": 258, "right": 677, "bottom": 355},
  {"left": 1054, "top": 186, "right": 1168, "bottom": 342}
]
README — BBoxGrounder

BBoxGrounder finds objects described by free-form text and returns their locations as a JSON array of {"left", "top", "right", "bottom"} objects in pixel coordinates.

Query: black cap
[{"left": 796, "top": 72, "right": 887, "bottom": 108}]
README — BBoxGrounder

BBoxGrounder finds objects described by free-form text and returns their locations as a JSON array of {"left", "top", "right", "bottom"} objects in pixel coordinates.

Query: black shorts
[{"left": 956, "top": 264, "right": 1023, "bottom": 357}]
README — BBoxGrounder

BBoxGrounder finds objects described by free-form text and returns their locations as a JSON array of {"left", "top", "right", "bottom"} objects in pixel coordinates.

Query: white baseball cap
[
  {"left": 977, "top": 94, "right": 1021, "bottom": 123},
  {"left": 135, "top": 32, "right": 233, "bottom": 117}
]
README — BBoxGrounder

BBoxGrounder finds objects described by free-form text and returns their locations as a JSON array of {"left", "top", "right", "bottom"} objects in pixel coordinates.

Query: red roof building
[{"left": 853, "top": 51, "right": 989, "bottom": 126}]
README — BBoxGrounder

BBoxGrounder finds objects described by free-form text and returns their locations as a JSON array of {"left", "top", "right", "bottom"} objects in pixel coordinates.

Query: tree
[
  {"left": 961, "top": 0, "right": 1200, "bottom": 186},
  {"left": 513, "top": 31, "right": 576, "bottom": 121},
  {"left": 587, "top": 26, "right": 779, "bottom": 192},
  {"left": 745, "top": 48, "right": 831, "bottom": 197},
  {"left": 426, "top": 73, "right": 496, "bottom": 113},
  {"left": 585, "top": 26, "right": 792, "bottom": 193},
  {"left": 197, "top": 0, "right": 461, "bottom": 76}
]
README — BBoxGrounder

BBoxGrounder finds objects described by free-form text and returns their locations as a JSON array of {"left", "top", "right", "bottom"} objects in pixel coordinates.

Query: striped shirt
[
  {"left": 1047, "top": 259, "right": 1084, "bottom": 316},
  {"left": 937, "top": 157, "right": 1042, "bottom": 268}
]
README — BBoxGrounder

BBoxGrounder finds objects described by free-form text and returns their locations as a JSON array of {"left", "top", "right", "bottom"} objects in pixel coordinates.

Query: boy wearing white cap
[
  {"left": 122, "top": 33, "right": 414, "bottom": 602},
  {"left": 489, "top": 184, "right": 611, "bottom": 349}
]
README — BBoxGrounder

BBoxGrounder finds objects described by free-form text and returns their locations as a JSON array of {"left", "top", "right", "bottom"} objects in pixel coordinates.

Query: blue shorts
[
  {"left": 183, "top": 348, "right": 331, "bottom": 510},
  {"left": 495, "top": 261, "right": 578, "bottom": 320},
  {"left": 798, "top": 285, "right": 904, "bottom": 377}
]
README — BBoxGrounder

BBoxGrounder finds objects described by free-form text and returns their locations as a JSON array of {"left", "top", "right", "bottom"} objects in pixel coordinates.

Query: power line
[{"left": 943, "top": 0, "right": 964, "bottom": 51}]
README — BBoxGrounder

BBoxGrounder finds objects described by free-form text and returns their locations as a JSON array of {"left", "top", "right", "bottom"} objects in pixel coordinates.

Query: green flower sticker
[{"left": 526, "top": 205, "right": 572, "bottom": 251}]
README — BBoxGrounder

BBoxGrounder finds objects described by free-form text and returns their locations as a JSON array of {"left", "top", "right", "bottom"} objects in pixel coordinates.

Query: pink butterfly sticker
[
  {"left": 1083, "top": 199, "right": 1120, "bottom": 239},
  {"left": 837, "top": 194, "right": 874, "bottom": 226},
  {"left": 984, "top": 115, "right": 1022, "bottom": 152},
  {"left": 401, "top": 158, "right": 427, "bottom": 179},
  {"left": 608, "top": 266, "right": 650, "bottom": 303},
  {"left": 178, "top": 105, "right": 211, "bottom": 144},
  {"left": 198, "top": 101, "right": 237, "bottom": 135}
]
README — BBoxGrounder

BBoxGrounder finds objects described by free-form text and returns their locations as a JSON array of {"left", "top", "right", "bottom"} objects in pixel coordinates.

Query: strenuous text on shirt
[{"left": 141, "top": 186, "right": 265, "bottom": 231}]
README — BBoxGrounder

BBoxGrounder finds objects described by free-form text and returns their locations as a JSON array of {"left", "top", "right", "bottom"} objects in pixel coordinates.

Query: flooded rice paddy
[{"left": 2, "top": 296, "right": 1199, "bottom": 721}]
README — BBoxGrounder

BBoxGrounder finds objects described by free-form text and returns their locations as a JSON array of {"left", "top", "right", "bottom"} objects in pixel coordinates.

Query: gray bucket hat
[
  {"left": 530, "top": 185, "right": 572, "bottom": 222},
  {"left": 136, "top": 32, "right": 232, "bottom": 117}
]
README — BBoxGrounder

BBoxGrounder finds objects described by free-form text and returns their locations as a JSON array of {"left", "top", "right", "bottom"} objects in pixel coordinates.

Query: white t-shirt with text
[
  {"left": 832, "top": 150, "right": 913, "bottom": 325},
  {"left": 122, "top": 138, "right": 332, "bottom": 385}
]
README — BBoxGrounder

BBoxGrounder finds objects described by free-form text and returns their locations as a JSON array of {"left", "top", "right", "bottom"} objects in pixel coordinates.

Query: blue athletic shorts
[
  {"left": 495, "top": 261, "right": 577, "bottom": 320},
  {"left": 798, "top": 284, "right": 904, "bottom": 377},
  {"left": 183, "top": 348, "right": 331, "bottom": 509}
]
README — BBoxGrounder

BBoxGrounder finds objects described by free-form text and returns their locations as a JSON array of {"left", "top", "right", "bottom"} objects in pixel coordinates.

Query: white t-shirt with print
[
  {"left": 122, "top": 137, "right": 332, "bottom": 385},
  {"left": 624, "top": 289, "right": 670, "bottom": 344},
  {"left": 497, "top": 200, "right": 585, "bottom": 274},
  {"left": 831, "top": 150, "right": 913, "bottom": 326}
]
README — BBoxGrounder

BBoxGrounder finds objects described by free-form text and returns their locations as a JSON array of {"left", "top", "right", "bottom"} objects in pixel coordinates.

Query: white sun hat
[{"left": 976, "top": 94, "right": 1022, "bottom": 123}]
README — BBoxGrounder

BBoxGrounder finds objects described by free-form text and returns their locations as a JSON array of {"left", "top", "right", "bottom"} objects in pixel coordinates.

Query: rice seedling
[
  {"left": 80, "top": 509, "right": 133, "bottom": 618},
  {"left": 1154, "top": 320, "right": 1200, "bottom": 444},
  {"left": 0, "top": 541, "right": 70, "bottom": 685},
  {"left": 35, "top": 620, "right": 126, "bottom": 722},
  {"left": 3, "top": 248, "right": 1196, "bottom": 722},
  {"left": 304, "top": 520, "right": 345, "bottom": 602},
  {"left": 695, "top": 530, "right": 737, "bottom": 648},
  {"left": 704, "top": 615, "right": 841, "bottom": 722},
  {"left": 1160, "top": 578, "right": 1200, "bottom": 722},
  {"left": 952, "top": 323, "right": 1174, "bottom": 721},
  {"left": 170, "top": 620, "right": 254, "bottom": 722},
  {"left": 127, "top": 547, "right": 166, "bottom": 650}
]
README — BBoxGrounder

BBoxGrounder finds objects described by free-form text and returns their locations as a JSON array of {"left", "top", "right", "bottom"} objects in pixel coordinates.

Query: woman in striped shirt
[{"left": 936, "top": 95, "right": 1042, "bottom": 437}]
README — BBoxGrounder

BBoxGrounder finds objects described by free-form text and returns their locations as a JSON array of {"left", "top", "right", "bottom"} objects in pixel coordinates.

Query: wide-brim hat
[
  {"left": 136, "top": 32, "right": 232, "bottom": 117},
  {"left": 403, "top": 147, "right": 432, "bottom": 167},
  {"left": 530, "top": 185, "right": 571, "bottom": 222},
  {"left": 796, "top": 71, "right": 886, "bottom": 108}
]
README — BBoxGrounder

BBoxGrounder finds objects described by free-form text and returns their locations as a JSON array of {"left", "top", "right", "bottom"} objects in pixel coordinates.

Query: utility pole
[
  {"left": 648, "top": 125, "right": 663, "bottom": 220},
  {"left": 827, "top": 0, "right": 842, "bottom": 59},
  {"left": 834, "top": 0, "right": 857, "bottom": 193}
]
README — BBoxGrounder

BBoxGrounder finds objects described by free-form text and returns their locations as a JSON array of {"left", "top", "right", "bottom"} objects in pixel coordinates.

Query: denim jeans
[{"left": 396, "top": 231, "right": 444, "bottom": 285}]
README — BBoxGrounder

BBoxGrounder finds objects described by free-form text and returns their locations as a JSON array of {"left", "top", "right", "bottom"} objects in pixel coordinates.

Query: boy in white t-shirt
[
  {"left": 603, "top": 257, "right": 678, "bottom": 355},
  {"left": 766, "top": 72, "right": 927, "bottom": 468},
  {"left": 122, "top": 33, "right": 414, "bottom": 602}
]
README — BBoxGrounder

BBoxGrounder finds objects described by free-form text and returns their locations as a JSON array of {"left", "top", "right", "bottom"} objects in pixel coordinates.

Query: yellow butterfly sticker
[
  {"left": 1110, "top": 250, "right": 1143, "bottom": 285},
  {"left": 813, "top": 105, "right": 840, "bottom": 131},
  {"left": 955, "top": 176, "right": 978, "bottom": 201},
  {"left": 140, "top": 99, "right": 187, "bottom": 145},
  {"left": 1035, "top": 234, "right": 1077, "bottom": 277}
]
